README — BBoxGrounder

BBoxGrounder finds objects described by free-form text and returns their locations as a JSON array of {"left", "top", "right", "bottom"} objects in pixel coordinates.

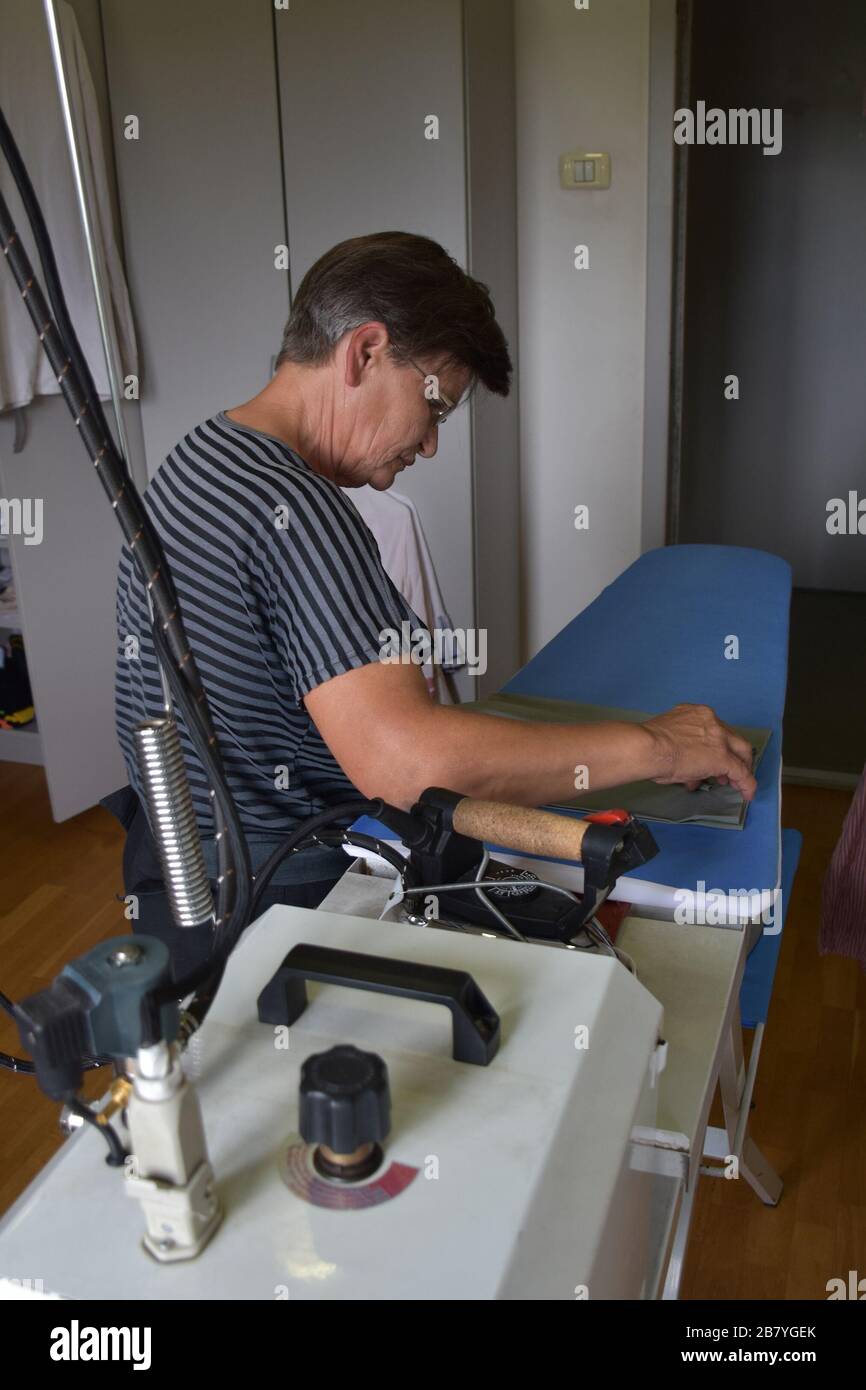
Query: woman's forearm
[{"left": 406, "top": 707, "right": 665, "bottom": 807}]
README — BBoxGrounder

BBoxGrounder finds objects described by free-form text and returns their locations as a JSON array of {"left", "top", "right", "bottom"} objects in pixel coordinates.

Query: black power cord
[
  {"left": 0, "top": 1052, "right": 36, "bottom": 1075},
  {"left": 250, "top": 801, "right": 378, "bottom": 916},
  {"left": 172, "top": 802, "right": 387, "bottom": 1029},
  {"left": 340, "top": 831, "right": 419, "bottom": 888},
  {"left": 0, "top": 104, "right": 248, "bottom": 935},
  {"left": 0, "top": 103, "right": 253, "bottom": 1042},
  {"left": 0, "top": 1051, "right": 112, "bottom": 1078},
  {"left": 64, "top": 1096, "right": 126, "bottom": 1167}
]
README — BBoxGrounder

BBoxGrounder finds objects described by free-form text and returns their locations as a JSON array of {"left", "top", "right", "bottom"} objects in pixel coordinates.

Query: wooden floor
[
  {"left": 0, "top": 762, "right": 125, "bottom": 1215},
  {"left": 0, "top": 764, "right": 861, "bottom": 1298},
  {"left": 680, "top": 781, "right": 866, "bottom": 1299}
]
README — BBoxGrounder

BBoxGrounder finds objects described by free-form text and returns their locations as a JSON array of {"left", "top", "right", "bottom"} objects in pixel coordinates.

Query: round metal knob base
[{"left": 312, "top": 1140, "right": 384, "bottom": 1183}]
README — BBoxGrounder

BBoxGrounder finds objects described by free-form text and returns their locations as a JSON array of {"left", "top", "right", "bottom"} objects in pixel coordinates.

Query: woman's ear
[{"left": 343, "top": 322, "right": 391, "bottom": 387}]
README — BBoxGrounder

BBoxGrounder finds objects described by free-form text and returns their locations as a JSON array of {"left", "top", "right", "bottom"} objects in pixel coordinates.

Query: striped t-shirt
[{"left": 114, "top": 412, "right": 422, "bottom": 873}]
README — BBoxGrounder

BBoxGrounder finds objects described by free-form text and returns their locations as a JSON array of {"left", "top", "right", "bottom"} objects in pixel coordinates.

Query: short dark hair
[{"left": 276, "top": 231, "right": 512, "bottom": 397}]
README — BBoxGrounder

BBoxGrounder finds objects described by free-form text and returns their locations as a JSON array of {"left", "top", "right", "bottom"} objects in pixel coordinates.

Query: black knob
[{"left": 299, "top": 1045, "right": 391, "bottom": 1156}]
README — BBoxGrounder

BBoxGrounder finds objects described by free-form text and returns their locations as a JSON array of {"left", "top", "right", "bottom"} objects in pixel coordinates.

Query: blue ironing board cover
[
  {"left": 499, "top": 544, "right": 791, "bottom": 896},
  {"left": 356, "top": 544, "right": 791, "bottom": 900},
  {"left": 740, "top": 828, "right": 802, "bottom": 1028}
]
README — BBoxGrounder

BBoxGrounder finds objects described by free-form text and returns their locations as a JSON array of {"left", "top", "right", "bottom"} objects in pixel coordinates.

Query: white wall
[
  {"left": 102, "top": 0, "right": 289, "bottom": 476},
  {"left": 274, "top": 0, "right": 476, "bottom": 674},
  {"left": 514, "top": 0, "right": 652, "bottom": 653},
  {"left": 103, "top": 0, "right": 515, "bottom": 698}
]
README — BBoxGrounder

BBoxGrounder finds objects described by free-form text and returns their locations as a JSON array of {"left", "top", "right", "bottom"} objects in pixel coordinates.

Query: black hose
[
  {"left": 0, "top": 1051, "right": 112, "bottom": 1076},
  {"left": 64, "top": 1096, "right": 126, "bottom": 1167},
  {"left": 250, "top": 800, "right": 376, "bottom": 916},
  {"left": 341, "top": 831, "right": 419, "bottom": 888},
  {"left": 177, "top": 819, "right": 397, "bottom": 1032},
  {"left": 171, "top": 799, "right": 378, "bottom": 1020},
  {"left": 0, "top": 1052, "right": 35, "bottom": 1074},
  {"left": 0, "top": 104, "right": 250, "bottom": 957}
]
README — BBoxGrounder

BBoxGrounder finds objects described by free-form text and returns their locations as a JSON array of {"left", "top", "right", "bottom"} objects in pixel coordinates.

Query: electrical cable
[
  {"left": 175, "top": 803, "right": 385, "bottom": 1030},
  {"left": 339, "top": 831, "right": 420, "bottom": 888},
  {"left": 0, "top": 106, "right": 246, "bottom": 932},
  {"left": 1, "top": 1051, "right": 113, "bottom": 1077},
  {"left": 470, "top": 850, "right": 526, "bottom": 943},
  {"left": 159, "top": 795, "right": 384, "bottom": 1013},
  {"left": 249, "top": 799, "right": 378, "bottom": 916},
  {"left": 0, "top": 1052, "right": 35, "bottom": 1075},
  {"left": 0, "top": 105, "right": 252, "bottom": 1041},
  {"left": 173, "top": 816, "right": 409, "bottom": 1034},
  {"left": 64, "top": 1096, "right": 126, "bottom": 1167},
  {"left": 283, "top": 828, "right": 419, "bottom": 888}
]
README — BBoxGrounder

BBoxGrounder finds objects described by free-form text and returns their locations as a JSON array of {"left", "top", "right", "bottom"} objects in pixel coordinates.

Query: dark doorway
[{"left": 670, "top": 0, "right": 866, "bottom": 781}]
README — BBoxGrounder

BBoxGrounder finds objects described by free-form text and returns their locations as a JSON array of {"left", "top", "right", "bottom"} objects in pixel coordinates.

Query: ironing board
[
  {"left": 357, "top": 545, "right": 792, "bottom": 920},
  {"left": 499, "top": 543, "right": 791, "bottom": 914}
]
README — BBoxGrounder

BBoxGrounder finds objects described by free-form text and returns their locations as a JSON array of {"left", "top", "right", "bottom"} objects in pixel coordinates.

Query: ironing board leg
[
  {"left": 662, "top": 1178, "right": 695, "bottom": 1300},
  {"left": 718, "top": 1010, "right": 783, "bottom": 1206},
  {"left": 739, "top": 1135, "right": 783, "bottom": 1206}
]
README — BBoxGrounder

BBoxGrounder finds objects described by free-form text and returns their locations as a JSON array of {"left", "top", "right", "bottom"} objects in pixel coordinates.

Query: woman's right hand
[{"left": 642, "top": 703, "right": 757, "bottom": 799}]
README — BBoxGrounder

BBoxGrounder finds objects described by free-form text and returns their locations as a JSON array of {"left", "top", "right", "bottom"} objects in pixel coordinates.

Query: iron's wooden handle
[{"left": 451, "top": 798, "right": 592, "bottom": 861}]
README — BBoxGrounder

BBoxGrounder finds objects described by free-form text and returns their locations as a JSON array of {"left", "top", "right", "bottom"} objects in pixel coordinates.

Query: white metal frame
[{"left": 662, "top": 1006, "right": 781, "bottom": 1300}]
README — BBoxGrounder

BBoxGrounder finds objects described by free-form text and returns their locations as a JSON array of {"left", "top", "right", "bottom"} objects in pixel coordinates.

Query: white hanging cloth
[
  {"left": 346, "top": 485, "right": 465, "bottom": 703},
  {"left": 0, "top": 0, "right": 138, "bottom": 411}
]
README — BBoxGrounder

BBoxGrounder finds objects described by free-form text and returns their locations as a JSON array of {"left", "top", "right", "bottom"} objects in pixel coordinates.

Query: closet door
[
  {"left": 0, "top": 0, "right": 142, "bottom": 819},
  {"left": 0, "top": 402, "right": 128, "bottom": 818},
  {"left": 101, "top": 0, "right": 289, "bottom": 476}
]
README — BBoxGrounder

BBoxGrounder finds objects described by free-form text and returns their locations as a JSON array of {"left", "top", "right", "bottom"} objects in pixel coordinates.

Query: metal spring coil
[{"left": 133, "top": 718, "right": 214, "bottom": 928}]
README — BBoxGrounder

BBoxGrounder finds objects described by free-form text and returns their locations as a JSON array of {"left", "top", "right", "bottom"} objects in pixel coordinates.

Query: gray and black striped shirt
[{"left": 115, "top": 412, "right": 421, "bottom": 876}]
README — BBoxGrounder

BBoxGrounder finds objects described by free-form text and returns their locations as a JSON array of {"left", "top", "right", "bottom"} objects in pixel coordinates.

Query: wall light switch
[{"left": 559, "top": 151, "right": 611, "bottom": 189}]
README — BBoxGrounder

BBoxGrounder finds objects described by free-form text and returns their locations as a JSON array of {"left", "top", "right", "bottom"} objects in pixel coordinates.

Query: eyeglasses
[{"left": 404, "top": 357, "right": 457, "bottom": 427}]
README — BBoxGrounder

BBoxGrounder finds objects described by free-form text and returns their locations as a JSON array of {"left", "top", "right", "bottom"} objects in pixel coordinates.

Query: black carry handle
[{"left": 257, "top": 943, "right": 501, "bottom": 1066}]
